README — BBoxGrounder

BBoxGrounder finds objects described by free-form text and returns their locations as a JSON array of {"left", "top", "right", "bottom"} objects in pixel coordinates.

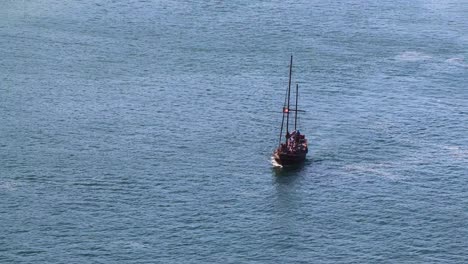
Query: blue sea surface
[{"left": 1, "top": 0, "right": 467, "bottom": 263}]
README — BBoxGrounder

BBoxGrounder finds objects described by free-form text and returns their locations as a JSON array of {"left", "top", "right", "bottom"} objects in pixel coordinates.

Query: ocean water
[{"left": 1, "top": 0, "right": 467, "bottom": 263}]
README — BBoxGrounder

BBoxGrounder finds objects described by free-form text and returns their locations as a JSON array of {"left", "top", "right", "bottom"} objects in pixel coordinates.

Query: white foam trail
[
  {"left": 0, "top": 181, "right": 18, "bottom": 191},
  {"left": 395, "top": 51, "right": 432, "bottom": 62},
  {"left": 344, "top": 163, "right": 400, "bottom": 180},
  {"left": 443, "top": 145, "right": 468, "bottom": 161},
  {"left": 445, "top": 57, "right": 467, "bottom": 67},
  {"left": 270, "top": 156, "right": 282, "bottom": 168}
]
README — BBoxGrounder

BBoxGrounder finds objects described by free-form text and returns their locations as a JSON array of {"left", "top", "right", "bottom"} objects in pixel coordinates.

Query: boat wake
[{"left": 270, "top": 156, "right": 283, "bottom": 168}]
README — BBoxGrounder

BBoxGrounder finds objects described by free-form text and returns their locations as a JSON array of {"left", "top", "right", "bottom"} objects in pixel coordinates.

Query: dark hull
[{"left": 274, "top": 151, "right": 307, "bottom": 166}]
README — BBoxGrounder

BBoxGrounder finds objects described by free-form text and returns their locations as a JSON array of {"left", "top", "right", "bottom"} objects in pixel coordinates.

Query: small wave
[
  {"left": 110, "top": 240, "right": 147, "bottom": 249},
  {"left": 344, "top": 163, "right": 401, "bottom": 180},
  {"left": 395, "top": 51, "right": 432, "bottom": 62},
  {"left": 445, "top": 57, "right": 467, "bottom": 67},
  {"left": 0, "top": 181, "right": 19, "bottom": 191},
  {"left": 443, "top": 145, "right": 468, "bottom": 161}
]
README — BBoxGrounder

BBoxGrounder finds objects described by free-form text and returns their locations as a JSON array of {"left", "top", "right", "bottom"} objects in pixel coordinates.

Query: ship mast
[
  {"left": 294, "top": 83, "right": 298, "bottom": 131},
  {"left": 286, "top": 55, "right": 293, "bottom": 134},
  {"left": 278, "top": 99, "right": 286, "bottom": 147},
  {"left": 278, "top": 55, "right": 293, "bottom": 147}
]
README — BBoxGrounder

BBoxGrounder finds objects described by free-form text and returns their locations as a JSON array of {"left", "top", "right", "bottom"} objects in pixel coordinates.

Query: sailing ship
[{"left": 273, "top": 55, "right": 308, "bottom": 166}]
